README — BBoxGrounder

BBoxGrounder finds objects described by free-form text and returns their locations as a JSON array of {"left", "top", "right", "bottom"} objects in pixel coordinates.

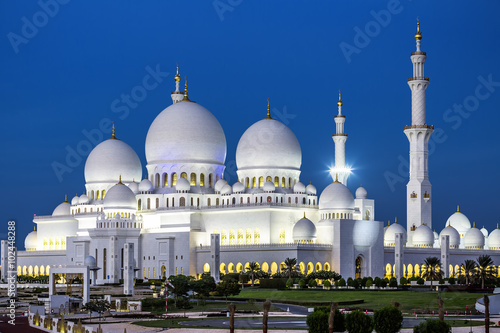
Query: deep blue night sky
[{"left": 1, "top": 1, "right": 499, "bottom": 250}]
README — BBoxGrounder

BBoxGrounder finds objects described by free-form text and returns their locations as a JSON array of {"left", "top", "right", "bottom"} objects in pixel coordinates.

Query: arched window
[
  {"left": 172, "top": 198, "right": 175, "bottom": 207},
  {"left": 282, "top": 177, "right": 286, "bottom": 187},
  {"left": 221, "top": 230, "right": 227, "bottom": 245},
  {"left": 40, "top": 265, "right": 45, "bottom": 275},
  {"left": 200, "top": 173, "right": 205, "bottom": 186},
  {"left": 46, "top": 265, "right": 50, "bottom": 275},
  {"left": 240, "top": 197, "right": 243, "bottom": 204},
  {"left": 209, "top": 174, "right": 213, "bottom": 187},
  {"left": 274, "top": 176, "right": 279, "bottom": 187},
  {"left": 232, "top": 198, "right": 236, "bottom": 205},
  {"left": 91, "top": 190, "right": 94, "bottom": 200},
  {"left": 203, "top": 263, "right": 210, "bottom": 273},
  {"left": 295, "top": 197, "right": 298, "bottom": 204},
  {"left": 34, "top": 265, "right": 39, "bottom": 276},
  {"left": 252, "top": 177, "right": 256, "bottom": 188},
  {"left": 288, "top": 197, "right": 291, "bottom": 204},
  {"left": 28, "top": 265, "right": 34, "bottom": 276},
  {"left": 259, "top": 176, "right": 264, "bottom": 187},
  {"left": 245, "top": 177, "right": 249, "bottom": 188},
  {"left": 172, "top": 173, "right": 178, "bottom": 186},
  {"left": 237, "top": 229, "right": 243, "bottom": 245},
  {"left": 96, "top": 190, "right": 100, "bottom": 199},
  {"left": 267, "top": 196, "right": 272, "bottom": 202},
  {"left": 163, "top": 173, "right": 168, "bottom": 187},
  {"left": 207, "top": 198, "right": 211, "bottom": 206},
  {"left": 288, "top": 177, "right": 292, "bottom": 188},
  {"left": 156, "top": 173, "right": 160, "bottom": 188},
  {"left": 102, "top": 189, "right": 106, "bottom": 198},
  {"left": 166, "top": 198, "right": 169, "bottom": 207},
  {"left": 324, "top": 262, "right": 330, "bottom": 271},
  {"left": 180, "top": 197, "right": 186, "bottom": 207},
  {"left": 279, "top": 228, "right": 285, "bottom": 244},
  {"left": 266, "top": 176, "right": 272, "bottom": 182},
  {"left": 190, "top": 173, "right": 196, "bottom": 186},
  {"left": 247, "top": 197, "right": 250, "bottom": 204},
  {"left": 229, "top": 230, "right": 235, "bottom": 245},
  {"left": 216, "top": 198, "right": 220, "bottom": 206},
  {"left": 147, "top": 198, "right": 151, "bottom": 210},
  {"left": 316, "top": 262, "right": 322, "bottom": 272},
  {"left": 246, "top": 228, "right": 252, "bottom": 244},
  {"left": 197, "top": 198, "right": 200, "bottom": 207},
  {"left": 156, "top": 198, "right": 159, "bottom": 209},
  {"left": 303, "top": 198, "right": 306, "bottom": 204},
  {"left": 181, "top": 172, "right": 187, "bottom": 179},
  {"left": 190, "top": 198, "right": 193, "bottom": 206}
]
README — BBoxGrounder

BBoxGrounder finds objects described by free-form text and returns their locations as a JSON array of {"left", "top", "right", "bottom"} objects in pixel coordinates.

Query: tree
[
  {"left": 245, "top": 262, "right": 260, "bottom": 286},
  {"left": 461, "top": 259, "right": 477, "bottom": 286},
  {"left": 82, "top": 299, "right": 110, "bottom": 322},
  {"left": 345, "top": 310, "right": 373, "bottom": 333},
  {"left": 413, "top": 319, "right": 451, "bottom": 333},
  {"left": 284, "top": 258, "right": 297, "bottom": 280},
  {"left": 190, "top": 273, "right": 216, "bottom": 304},
  {"left": 216, "top": 280, "right": 240, "bottom": 302},
  {"left": 167, "top": 275, "right": 193, "bottom": 307},
  {"left": 420, "top": 257, "right": 443, "bottom": 289},
  {"left": 373, "top": 305, "right": 402, "bottom": 333},
  {"left": 476, "top": 255, "right": 496, "bottom": 289}
]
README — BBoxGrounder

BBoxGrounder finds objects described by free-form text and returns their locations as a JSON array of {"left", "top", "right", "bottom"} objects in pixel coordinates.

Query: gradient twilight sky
[{"left": 1, "top": 1, "right": 500, "bottom": 250}]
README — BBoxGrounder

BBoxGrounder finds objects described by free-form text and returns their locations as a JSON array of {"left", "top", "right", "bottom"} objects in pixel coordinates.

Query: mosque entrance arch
[
  {"left": 355, "top": 256, "right": 362, "bottom": 279},
  {"left": 161, "top": 265, "right": 166, "bottom": 279}
]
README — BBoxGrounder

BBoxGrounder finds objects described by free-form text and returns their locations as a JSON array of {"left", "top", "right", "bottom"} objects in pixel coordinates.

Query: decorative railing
[{"left": 404, "top": 124, "right": 434, "bottom": 130}]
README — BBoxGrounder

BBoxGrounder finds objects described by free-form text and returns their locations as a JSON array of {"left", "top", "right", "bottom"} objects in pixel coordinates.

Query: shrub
[
  {"left": 380, "top": 279, "right": 387, "bottom": 288},
  {"left": 389, "top": 277, "right": 398, "bottom": 288},
  {"left": 399, "top": 277, "right": 407, "bottom": 285},
  {"left": 438, "top": 278, "right": 445, "bottom": 285},
  {"left": 365, "top": 279, "right": 373, "bottom": 288},
  {"left": 374, "top": 305, "right": 403, "bottom": 333},
  {"left": 347, "top": 277, "right": 354, "bottom": 286},
  {"left": 345, "top": 310, "right": 373, "bottom": 333},
  {"left": 374, "top": 277, "right": 382, "bottom": 287},
  {"left": 352, "top": 279, "right": 359, "bottom": 289},
  {"left": 417, "top": 277, "right": 425, "bottom": 285},
  {"left": 361, "top": 277, "right": 368, "bottom": 287},
  {"left": 259, "top": 278, "right": 287, "bottom": 290},
  {"left": 323, "top": 280, "right": 331, "bottom": 288},
  {"left": 298, "top": 279, "right": 306, "bottom": 289},
  {"left": 308, "top": 279, "right": 318, "bottom": 288},
  {"left": 286, "top": 278, "right": 294, "bottom": 289},
  {"left": 413, "top": 319, "right": 451, "bottom": 333},
  {"left": 336, "top": 278, "right": 346, "bottom": 287},
  {"left": 448, "top": 277, "right": 455, "bottom": 285},
  {"left": 222, "top": 273, "right": 240, "bottom": 282},
  {"left": 307, "top": 307, "right": 345, "bottom": 333}
]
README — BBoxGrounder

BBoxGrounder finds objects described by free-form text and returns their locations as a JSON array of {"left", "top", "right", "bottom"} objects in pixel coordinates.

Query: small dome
[
  {"left": 480, "top": 227, "right": 489, "bottom": 238},
  {"left": 355, "top": 185, "right": 367, "bottom": 199},
  {"left": 305, "top": 183, "right": 317, "bottom": 195},
  {"left": 84, "top": 255, "right": 97, "bottom": 267},
  {"left": 24, "top": 230, "right": 37, "bottom": 250},
  {"left": 221, "top": 184, "right": 232, "bottom": 195},
  {"left": 439, "top": 225, "right": 460, "bottom": 248},
  {"left": 232, "top": 182, "right": 245, "bottom": 193},
  {"left": 71, "top": 195, "right": 79, "bottom": 205},
  {"left": 464, "top": 226, "right": 485, "bottom": 249},
  {"left": 319, "top": 182, "right": 355, "bottom": 210},
  {"left": 433, "top": 230, "right": 439, "bottom": 240},
  {"left": 79, "top": 194, "right": 89, "bottom": 204},
  {"left": 293, "top": 217, "right": 316, "bottom": 242},
  {"left": 412, "top": 224, "right": 434, "bottom": 247},
  {"left": 263, "top": 181, "right": 275, "bottom": 192},
  {"left": 176, "top": 178, "right": 191, "bottom": 192},
  {"left": 488, "top": 227, "right": 500, "bottom": 249},
  {"left": 446, "top": 209, "right": 471, "bottom": 236},
  {"left": 384, "top": 222, "right": 407, "bottom": 246},
  {"left": 128, "top": 181, "right": 139, "bottom": 194},
  {"left": 53, "top": 201, "right": 71, "bottom": 216},
  {"left": 103, "top": 183, "right": 136, "bottom": 211},
  {"left": 293, "top": 182, "right": 305, "bottom": 194},
  {"left": 139, "top": 178, "right": 153, "bottom": 193},
  {"left": 214, "top": 179, "right": 228, "bottom": 193}
]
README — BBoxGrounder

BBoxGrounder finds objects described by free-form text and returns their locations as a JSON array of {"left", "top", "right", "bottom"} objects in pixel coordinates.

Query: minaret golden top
[
  {"left": 265, "top": 98, "right": 272, "bottom": 119},
  {"left": 395, "top": 217, "right": 398, "bottom": 224},
  {"left": 64, "top": 194, "right": 68, "bottom": 203},
  {"left": 180, "top": 76, "right": 193, "bottom": 102},
  {"left": 337, "top": 90, "right": 343, "bottom": 107},
  {"left": 117, "top": 175, "right": 123, "bottom": 185},
  {"left": 111, "top": 121, "right": 117, "bottom": 140},
  {"left": 175, "top": 62, "right": 181, "bottom": 82},
  {"left": 415, "top": 17, "right": 422, "bottom": 41}
]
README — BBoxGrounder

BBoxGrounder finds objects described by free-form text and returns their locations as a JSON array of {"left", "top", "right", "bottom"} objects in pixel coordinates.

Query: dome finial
[
  {"left": 457, "top": 205, "right": 460, "bottom": 212},
  {"left": 395, "top": 217, "right": 398, "bottom": 224},
  {"left": 180, "top": 76, "right": 193, "bottom": 102},
  {"left": 64, "top": 194, "right": 68, "bottom": 203},
  {"left": 422, "top": 219, "right": 425, "bottom": 226},
  {"left": 34, "top": 225, "right": 36, "bottom": 231},
  {"left": 265, "top": 98, "right": 272, "bottom": 119},
  {"left": 334, "top": 174, "right": 339, "bottom": 183},
  {"left": 303, "top": 211, "right": 306, "bottom": 219},
  {"left": 337, "top": 89, "right": 343, "bottom": 107},
  {"left": 111, "top": 121, "right": 117, "bottom": 139},
  {"left": 473, "top": 221, "right": 476, "bottom": 228},
  {"left": 497, "top": 223, "right": 499, "bottom": 230},
  {"left": 175, "top": 62, "right": 181, "bottom": 82},
  {"left": 388, "top": 220, "right": 391, "bottom": 226},
  {"left": 117, "top": 175, "right": 123, "bottom": 185},
  {"left": 415, "top": 17, "right": 422, "bottom": 40}
]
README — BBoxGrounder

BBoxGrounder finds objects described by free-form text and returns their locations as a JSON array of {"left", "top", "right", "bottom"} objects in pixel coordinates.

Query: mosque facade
[{"left": 2, "top": 24, "right": 500, "bottom": 284}]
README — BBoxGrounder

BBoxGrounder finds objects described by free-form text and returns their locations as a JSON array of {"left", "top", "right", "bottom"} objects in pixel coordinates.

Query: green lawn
[{"left": 235, "top": 289, "right": 488, "bottom": 313}]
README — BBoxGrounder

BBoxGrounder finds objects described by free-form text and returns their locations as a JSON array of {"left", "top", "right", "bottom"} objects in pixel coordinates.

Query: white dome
[
  {"left": 220, "top": 184, "right": 232, "bottom": 195},
  {"left": 232, "top": 182, "right": 245, "bottom": 193},
  {"left": 319, "top": 182, "right": 355, "bottom": 210},
  {"left": 103, "top": 183, "right": 136, "bottom": 211},
  {"left": 24, "top": 230, "right": 37, "bottom": 250},
  {"left": 293, "top": 182, "right": 305, "bottom": 194},
  {"left": 176, "top": 177, "right": 191, "bottom": 192},
  {"left": 433, "top": 230, "right": 439, "bottom": 240},
  {"left": 145, "top": 102, "right": 227, "bottom": 165},
  {"left": 71, "top": 195, "right": 79, "bottom": 205},
  {"left": 84, "top": 138, "right": 142, "bottom": 184},
  {"left": 139, "top": 178, "right": 153, "bottom": 193},
  {"left": 446, "top": 210, "right": 471, "bottom": 235},
  {"left": 353, "top": 220, "right": 380, "bottom": 248},
  {"left": 84, "top": 255, "right": 97, "bottom": 267},
  {"left": 480, "top": 227, "right": 489, "bottom": 238},
  {"left": 439, "top": 225, "right": 460, "bottom": 248},
  {"left": 236, "top": 117, "right": 301, "bottom": 171},
  {"left": 305, "top": 183, "right": 317, "bottom": 195},
  {"left": 128, "top": 181, "right": 139, "bottom": 194},
  {"left": 263, "top": 181, "right": 275, "bottom": 192},
  {"left": 412, "top": 224, "right": 434, "bottom": 247},
  {"left": 53, "top": 201, "right": 71, "bottom": 216},
  {"left": 384, "top": 222, "right": 407, "bottom": 246},
  {"left": 488, "top": 227, "right": 500, "bottom": 249},
  {"left": 79, "top": 194, "right": 89, "bottom": 204},
  {"left": 355, "top": 185, "right": 367, "bottom": 199},
  {"left": 464, "top": 226, "right": 485, "bottom": 249},
  {"left": 214, "top": 179, "right": 228, "bottom": 193},
  {"left": 293, "top": 217, "right": 316, "bottom": 242}
]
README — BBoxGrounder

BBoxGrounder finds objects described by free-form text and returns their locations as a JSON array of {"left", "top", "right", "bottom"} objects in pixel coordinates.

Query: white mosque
[{"left": 3, "top": 22, "right": 500, "bottom": 284}]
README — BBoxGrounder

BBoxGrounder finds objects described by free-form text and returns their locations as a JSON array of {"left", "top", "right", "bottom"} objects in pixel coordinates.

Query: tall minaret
[
  {"left": 171, "top": 63, "right": 183, "bottom": 104},
  {"left": 330, "top": 90, "right": 350, "bottom": 185},
  {"left": 404, "top": 19, "right": 434, "bottom": 234}
]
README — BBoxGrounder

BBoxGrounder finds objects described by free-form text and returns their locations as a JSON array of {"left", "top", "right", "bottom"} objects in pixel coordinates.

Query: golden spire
[
  {"left": 303, "top": 212, "right": 306, "bottom": 219},
  {"left": 388, "top": 220, "right": 391, "bottom": 226},
  {"left": 448, "top": 220, "right": 451, "bottom": 227},
  {"left": 473, "top": 221, "right": 476, "bottom": 228},
  {"left": 117, "top": 175, "right": 123, "bottom": 185},
  {"left": 422, "top": 219, "right": 425, "bottom": 226},
  {"left": 64, "top": 194, "right": 68, "bottom": 203},
  {"left": 334, "top": 174, "right": 339, "bottom": 183},
  {"left": 337, "top": 89, "right": 343, "bottom": 107},
  {"left": 180, "top": 76, "right": 193, "bottom": 102},
  {"left": 111, "top": 121, "right": 117, "bottom": 140},
  {"left": 175, "top": 62, "right": 181, "bottom": 82},
  {"left": 395, "top": 217, "right": 398, "bottom": 224},
  {"left": 34, "top": 225, "right": 36, "bottom": 231},
  {"left": 415, "top": 17, "right": 422, "bottom": 40},
  {"left": 457, "top": 205, "right": 460, "bottom": 212},
  {"left": 265, "top": 98, "right": 272, "bottom": 119},
  {"left": 497, "top": 223, "right": 499, "bottom": 230}
]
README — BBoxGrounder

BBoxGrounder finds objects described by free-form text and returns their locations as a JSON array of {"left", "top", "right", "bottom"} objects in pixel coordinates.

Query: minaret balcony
[
  {"left": 423, "top": 192, "right": 430, "bottom": 202},
  {"left": 408, "top": 77, "right": 429, "bottom": 81},
  {"left": 411, "top": 51, "right": 426, "bottom": 56},
  {"left": 404, "top": 125, "right": 434, "bottom": 130},
  {"left": 332, "top": 133, "right": 348, "bottom": 137}
]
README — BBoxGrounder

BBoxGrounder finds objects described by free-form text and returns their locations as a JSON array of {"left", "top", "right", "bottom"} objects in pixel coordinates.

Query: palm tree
[
  {"left": 476, "top": 255, "right": 496, "bottom": 289},
  {"left": 284, "top": 258, "right": 297, "bottom": 280},
  {"left": 461, "top": 259, "right": 477, "bottom": 286},
  {"left": 246, "top": 262, "right": 260, "bottom": 287},
  {"left": 420, "top": 257, "right": 443, "bottom": 289}
]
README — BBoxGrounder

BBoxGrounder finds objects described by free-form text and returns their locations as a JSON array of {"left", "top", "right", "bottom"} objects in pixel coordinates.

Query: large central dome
[{"left": 146, "top": 102, "right": 227, "bottom": 165}]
